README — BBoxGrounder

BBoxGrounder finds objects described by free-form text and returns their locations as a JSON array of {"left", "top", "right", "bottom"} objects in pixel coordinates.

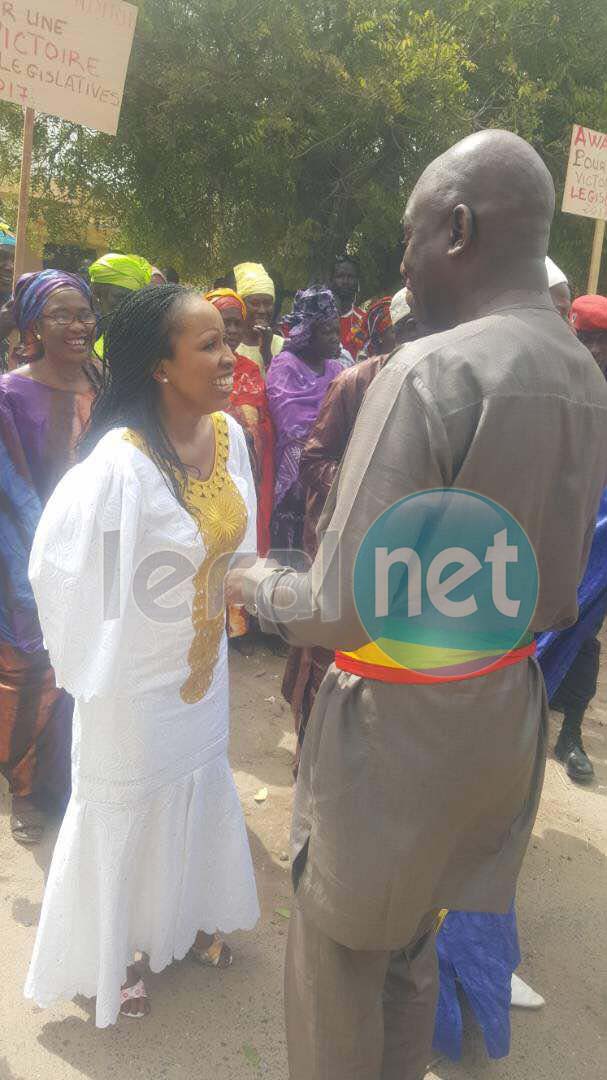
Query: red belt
[{"left": 334, "top": 641, "right": 536, "bottom": 685}]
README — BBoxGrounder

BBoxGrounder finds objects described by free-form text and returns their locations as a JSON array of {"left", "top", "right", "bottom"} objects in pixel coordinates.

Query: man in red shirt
[{"left": 330, "top": 255, "right": 368, "bottom": 359}]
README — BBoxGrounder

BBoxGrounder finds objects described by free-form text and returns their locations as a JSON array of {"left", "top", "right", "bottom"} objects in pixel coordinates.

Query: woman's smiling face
[
  {"left": 156, "top": 296, "right": 235, "bottom": 413},
  {"left": 36, "top": 287, "right": 97, "bottom": 364}
]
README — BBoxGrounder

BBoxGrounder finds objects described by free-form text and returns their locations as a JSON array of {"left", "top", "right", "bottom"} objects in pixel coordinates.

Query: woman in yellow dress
[{"left": 25, "top": 285, "right": 259, "bottom": 1025}]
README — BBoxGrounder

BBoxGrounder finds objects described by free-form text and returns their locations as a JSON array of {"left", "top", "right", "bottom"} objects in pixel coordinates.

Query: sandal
[
  {"left": 190, "top": 935, "right": 233, "bottom": 969},
  {"left": 120, "top": 978, "right": 150, "bottom": 1018},
  {"left": 10, "top": 800, "right": 45, "bottom": 846}
]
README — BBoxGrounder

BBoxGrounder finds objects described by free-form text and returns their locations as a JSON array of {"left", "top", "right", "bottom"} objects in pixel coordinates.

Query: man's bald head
[{"left": 402, "top": 130, "right": 556, "bottom": 331}]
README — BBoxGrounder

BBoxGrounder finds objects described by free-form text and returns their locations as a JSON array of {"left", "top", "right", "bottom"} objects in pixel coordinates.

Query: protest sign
[
  {"left": 562, "top": 123, "right": 607, "bottom": 222},
  {"left": 0, "top": 0, "right": 138, "bottom": 136},
  {"left": 0, "top": 1, "right": 138, "bottom": 282},
  {"left": 562, "top": 123, "right": 607, "bottom": 292}
]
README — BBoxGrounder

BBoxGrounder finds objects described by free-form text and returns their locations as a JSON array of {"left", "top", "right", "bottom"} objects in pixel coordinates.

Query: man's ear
[{"left": 448, "top": 204, "right": 474, "bottom": 256}]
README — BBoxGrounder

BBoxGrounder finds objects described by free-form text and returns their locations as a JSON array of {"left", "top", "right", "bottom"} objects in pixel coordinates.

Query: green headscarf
[{"left": 89, "top": 252, "right": 153, "bottom": 291}]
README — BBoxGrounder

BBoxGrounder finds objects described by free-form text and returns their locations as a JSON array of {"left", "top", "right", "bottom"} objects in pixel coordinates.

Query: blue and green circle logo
[{"left": 353, "top": 489, "right": 538, "bottom": 677}]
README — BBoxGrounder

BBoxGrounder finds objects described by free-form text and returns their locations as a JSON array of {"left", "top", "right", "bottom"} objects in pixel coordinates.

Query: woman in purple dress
[
  {"left": 266, "top": 286, "right": 342, "bottom": 552},
  {"left": 0, "top": 270, "right": 99, "bottom": 844}
]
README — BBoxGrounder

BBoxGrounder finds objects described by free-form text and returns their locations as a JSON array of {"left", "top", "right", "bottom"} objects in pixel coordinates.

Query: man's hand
[{"left": 225, "top": 556, "right": 282, "bottom": 607}]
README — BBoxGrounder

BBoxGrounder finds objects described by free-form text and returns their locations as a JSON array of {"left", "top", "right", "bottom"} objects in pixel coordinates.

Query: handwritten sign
[
  {"left": 562, "top": 123, "right": 607, "bottom": 222},
  {"left": 0, "top": 0, "right": 137, "bottom": 135}
]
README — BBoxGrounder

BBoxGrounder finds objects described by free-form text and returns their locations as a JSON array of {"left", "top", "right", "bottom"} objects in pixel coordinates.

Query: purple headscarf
[
  {"left": 283, "top": 285, "right": 338, "bottom": 354},
  {"left": 13, "top": 270, "right": 92, "bottom": 333}
]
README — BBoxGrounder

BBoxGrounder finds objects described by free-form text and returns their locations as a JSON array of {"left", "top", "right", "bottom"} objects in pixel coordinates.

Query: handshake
[{"left": 225, "top": 556, "right": 284, "bottom": 609}]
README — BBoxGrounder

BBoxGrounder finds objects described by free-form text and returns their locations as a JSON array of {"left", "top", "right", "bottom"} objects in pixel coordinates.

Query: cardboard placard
[
  {"left": 0, "top": 0, "right": 138, "bottom": 135},
  {"left": 562, "top": 123, "right": 607, "bottom": 222}
]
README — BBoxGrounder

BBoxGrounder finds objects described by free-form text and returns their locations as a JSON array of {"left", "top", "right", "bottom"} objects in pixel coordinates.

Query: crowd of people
[{"left": 0, "top": 127, "right": 606, "bottom": 1077}]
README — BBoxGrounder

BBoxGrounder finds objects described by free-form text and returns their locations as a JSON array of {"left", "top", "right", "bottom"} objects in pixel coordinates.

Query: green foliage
[{"left": 0, "top": 0, "right": 605, "bottom": 293}]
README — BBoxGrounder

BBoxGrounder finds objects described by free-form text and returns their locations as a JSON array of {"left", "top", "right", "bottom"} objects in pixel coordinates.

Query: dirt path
[{"left": 1, "top": 637, "right": 605, "bottom": 1080}]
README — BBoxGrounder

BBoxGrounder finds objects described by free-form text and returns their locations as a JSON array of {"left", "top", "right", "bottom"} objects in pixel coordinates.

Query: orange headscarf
[{"left": 205, "top": 287, "right": 246, "bottom": 320}]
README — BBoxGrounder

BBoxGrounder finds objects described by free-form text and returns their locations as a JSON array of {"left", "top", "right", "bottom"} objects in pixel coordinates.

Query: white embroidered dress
[{"left": 24, "top": 413, "right": 260, "bottom": 1027}]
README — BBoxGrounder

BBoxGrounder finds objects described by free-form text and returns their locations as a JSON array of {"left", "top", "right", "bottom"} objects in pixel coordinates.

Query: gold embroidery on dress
[{"left": 123, "top": 415, "right": 247, "bottom": 703}]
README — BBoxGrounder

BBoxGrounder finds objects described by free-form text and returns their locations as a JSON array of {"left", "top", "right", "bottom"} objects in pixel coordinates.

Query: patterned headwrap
[
  {"left": 283, "top": 285, "right": 339, "bottom": 354},
  {"left": 367, "top": 296, "right": 393, "bottom": 341},
  {"left": 0, "top": 221, "right": 15, "bottom": 247},
  {"left": 205, "top": 287, "right": 247, "bottom": 320},
  {"left": 88, "top": 252, "right": 153, "bottom": 291},
  {"left": 13, "top": 269, "right": 92, "bottom": 333},
  {"left": 233, "top": 262, "right": 275, "bottom": 300},
  {"left": 570, "top": 294, "right": 607, "bottom": 332}
]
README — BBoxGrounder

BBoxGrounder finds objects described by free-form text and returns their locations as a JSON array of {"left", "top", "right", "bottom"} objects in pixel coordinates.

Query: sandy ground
[{"left": 1, "top": 635, "right": 606, "bottom": 1080}]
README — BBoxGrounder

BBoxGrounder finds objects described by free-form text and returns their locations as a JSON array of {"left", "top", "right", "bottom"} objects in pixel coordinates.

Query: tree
[
  {"left": 414, "top": 0, "right": 607, "bottom": 293},
  {"left": 0, "top": 0, "right": 605, "bottom": 294}
]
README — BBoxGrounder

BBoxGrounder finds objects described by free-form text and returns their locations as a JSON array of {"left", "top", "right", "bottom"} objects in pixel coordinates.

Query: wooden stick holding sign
[
  {"left": 12, "top": 107, "right": 35, "bottom": 288},
  {"left": 587, "top": 219, "right": 606, "bottom": 295},
  {"left": 562, "top": 123, "right": 607, "bottom": 294}
]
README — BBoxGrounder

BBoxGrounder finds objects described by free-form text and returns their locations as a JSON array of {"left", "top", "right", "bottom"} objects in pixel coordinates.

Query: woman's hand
[
  {"left": 224, "top": 565, "right": 248, "bottom": 606},
  {"left": 255, "top": 324, "right": 274, "bottom": 369}
]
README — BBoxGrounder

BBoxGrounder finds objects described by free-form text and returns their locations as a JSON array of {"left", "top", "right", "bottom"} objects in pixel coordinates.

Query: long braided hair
[{"left": 80, "top": 283, "right": 197, "bottom": 505}]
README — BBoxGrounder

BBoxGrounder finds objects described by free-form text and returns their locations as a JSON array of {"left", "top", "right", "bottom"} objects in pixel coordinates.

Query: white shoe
[{"left": 511, "top": 972, "right": 545, "bottom": 1009}]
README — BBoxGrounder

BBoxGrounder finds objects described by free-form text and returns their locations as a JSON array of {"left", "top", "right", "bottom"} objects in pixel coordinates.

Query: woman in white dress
[{"left": 24, "top": 285, "right": 260, "bottom": 1025}]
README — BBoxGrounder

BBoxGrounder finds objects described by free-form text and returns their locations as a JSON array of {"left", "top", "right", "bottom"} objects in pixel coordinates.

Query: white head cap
[
  {"left": 546, "top": 256, "right": 567, "bottom": 289},
  {"left": 390, "top": 287, "right": 411, "bottom": 325}
]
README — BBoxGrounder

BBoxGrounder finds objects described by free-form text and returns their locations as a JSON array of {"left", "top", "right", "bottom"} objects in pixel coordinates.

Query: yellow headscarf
[
  {"left": 89, "top": 252, "right": 153, "bottom": 291},
  {"left": 233, "top": 262, "right": 275, "bottom": 300}
]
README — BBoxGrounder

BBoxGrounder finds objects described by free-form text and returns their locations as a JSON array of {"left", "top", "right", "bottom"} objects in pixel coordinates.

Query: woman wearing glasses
[{"left": 0, "top": 270, "right": 99, "bottom": 845}]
